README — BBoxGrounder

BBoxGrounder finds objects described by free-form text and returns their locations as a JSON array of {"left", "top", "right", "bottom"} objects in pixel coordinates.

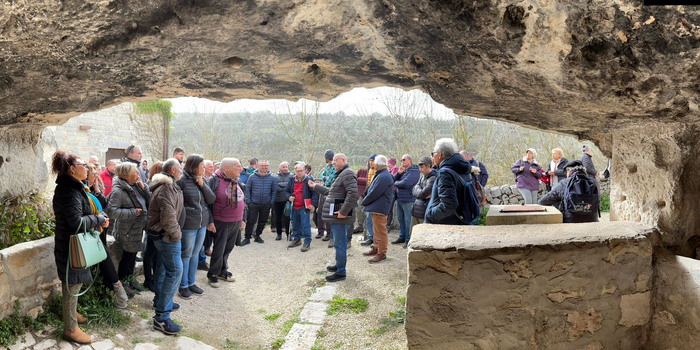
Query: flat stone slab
[
  {"left": 8, "top": 332, "right": 35, "bottom": 350},
  {"left": 92, "top": 339, "right": 115, "bottom": 350},
  {"left": 411, "top": 221, "right": 654, "bottom": 253},
  {"left": 176, "top": 336, "right": 217, "bottom": 350},
  {"left": 308, "top": 285, "right": 336, "bottom": 302},
  {"left": 299, "top": 302, "right": 329, "bottom": 324},
  {"left": 33, "top": 339, "right": 57, "bottom": 350},
  {"left": 486, "top": 204, "right": 562, "bottom": 225},
  {"left": 134, "top": 344, "right": 160, "bottom": 350},
  {"left": 280, "top": 323, "right": 322, "bottom": 350}
]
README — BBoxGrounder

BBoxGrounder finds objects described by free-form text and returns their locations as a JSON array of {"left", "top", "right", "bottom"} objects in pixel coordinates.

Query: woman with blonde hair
[
  {"left": 511, "top": 148, "right": 543, "bottom": 204},
  {"left": 546, "top": 148, "right": 569, "bottom": 191}
]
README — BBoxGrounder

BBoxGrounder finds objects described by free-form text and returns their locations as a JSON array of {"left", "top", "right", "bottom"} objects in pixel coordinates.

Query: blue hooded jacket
[
  {"left": 425, "top": 153, "right": 473, "bottom": 225},
  {"left": 362, "top": 168, "right": 395, "bottom": 215},
  {"left": 393, "top": 164, "right": 420, "bottom": 202}
]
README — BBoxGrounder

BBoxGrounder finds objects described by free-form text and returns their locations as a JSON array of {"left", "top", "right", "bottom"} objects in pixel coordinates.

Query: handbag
[{"left": 66, "top": 217, "right": 108, "bottom": 296}]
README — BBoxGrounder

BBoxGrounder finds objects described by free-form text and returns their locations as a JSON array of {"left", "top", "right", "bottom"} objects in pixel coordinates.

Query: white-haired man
[
  {"left": 207, "top": 158, "right": 247, "bottom": 287},
  {"left": 285, "top": 163, "right": 318, "bottom": 251},
  {"left": 425, "top": 138, "right": 475, "bottom": 225},
  {"left": 309, "top": 153, "right": 359, "bottom": 282}
]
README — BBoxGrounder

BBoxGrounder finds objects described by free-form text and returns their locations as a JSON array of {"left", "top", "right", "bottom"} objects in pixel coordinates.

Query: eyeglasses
[
  {"left": 431, "top": 152, "right": 437, "bottom": 156},
  {"left": 73, "top": 163, "right": 88, "bottom": 168}
]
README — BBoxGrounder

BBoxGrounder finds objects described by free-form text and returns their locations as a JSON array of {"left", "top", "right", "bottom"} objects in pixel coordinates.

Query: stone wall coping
[{"left": 410, "top": 221, "right": 655, "bottom": 252}]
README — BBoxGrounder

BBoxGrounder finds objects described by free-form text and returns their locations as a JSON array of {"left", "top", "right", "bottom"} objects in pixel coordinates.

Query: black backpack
[
  {"left": 563, "top": 172, "right": 600, "bottom": 222},
  {"left": 442, "top": 168, "right": 481, "bottom": 224}
]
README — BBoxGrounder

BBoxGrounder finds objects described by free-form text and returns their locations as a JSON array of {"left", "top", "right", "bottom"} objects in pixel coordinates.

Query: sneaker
[
  {"left": 402, "top": 241, "right": 409, "bottom": 249},
  {"left": 217, "top": 272, "right": 236, "bottom": 282},
  {"left": 143, "top": 280, "right": 155, "bottom": 293},
  {"left": 315, "top": 232, "right": 324, "bottom": 239},
  {"left": 130, "top": 280, "right": 147, "bottom": 293},
  {"left": 189, "top": 284, "right": 204, "bottom": 295},
  {"left": 325, "top": 273, "right": 346, "bottom": 282},
  {"left": 301, "top": 244, "right": 310, "bottom": 252},
  {"left": 208, "top": 277, "right": 220, "bottom": 288},
  {"left": 275, "top": 234, "right": 282, "bottom": 241},
  {"left": 327, "top": 240, "right": 334, "bottom": 248},
  {"left": 171, "top": 303, "right": 180, "bottom": 311},
  {"left": 178, "top": 287, "right": 192, "bottom": 300},
  {"left": 391, "top": 238, "right": 406, "bottom": 244},
  {"left": 197, "top": 263, "right": 209, "bottom": 271},
  {"left": 353, "top": 227, "right": 364, "bottom": 234},
  {"left": 360, "top": 239, "right": 373, "bottom": 246},
  {"left": 135, "top": 255, "right": 143, "bottom": 262},
  {"left": 254, "top": 236, "right": 265, "bottom": 243},
  {"left": 240, "top": 238, "right": 251, "bottom": 246},
  {"left": 321, "top": 233, "right": 331, "bottom": 241},
  {"left": 122, "top": 284, "right": 136, "bottom": 299},
  {"left": 288, "top": 239, "right": 302, "bottom": 248},
  {"left": 326, "top": 265, "right": 337, "bottom": 272},
  {"left": 153, "top": 318, "right": 181, "bottom": 335}
]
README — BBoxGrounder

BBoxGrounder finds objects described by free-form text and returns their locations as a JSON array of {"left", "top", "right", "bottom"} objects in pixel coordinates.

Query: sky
[{"left": 167, "top": 86, "right": 459, "bottom": 118}]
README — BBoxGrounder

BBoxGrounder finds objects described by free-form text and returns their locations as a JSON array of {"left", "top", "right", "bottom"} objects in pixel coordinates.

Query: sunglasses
[{"left": 73, "top": 163, "right": 88, "bottom": 168}]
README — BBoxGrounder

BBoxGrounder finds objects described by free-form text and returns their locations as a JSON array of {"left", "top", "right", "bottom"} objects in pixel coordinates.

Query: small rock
[
  {"left": 8, "top": 332, "right": 35, "bottom": 350},
  {"left": 177, "top": 336, "right": 216, "bottom": 350},
  {"left": 33, "top": 339, "right": 57, "bottom": 350},
  {"left": 78, "top": 346, "right": 93, "bottom": 350},
  {"left": 57, "top": 341, "right": 73, "bottom": 350},
  {"left": 92, "top": 339, "right": 115, "bottom": 350},
  {"left": 134, "top": 344, "right": 160, "bottom": 350},
  {"left": 115, "top": 334, "right": 125, "bottom": 341}
]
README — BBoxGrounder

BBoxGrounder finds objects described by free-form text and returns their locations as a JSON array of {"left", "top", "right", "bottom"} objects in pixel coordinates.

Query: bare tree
[{"left": 275, "top": 100, "right": 322, "bottom": 165}]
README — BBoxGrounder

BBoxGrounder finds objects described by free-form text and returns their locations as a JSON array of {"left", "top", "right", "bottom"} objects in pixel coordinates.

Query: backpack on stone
[
  {"left": 442, "top": 168, "right": 481, "bottom": 225},
  {"left": 563, "top": 172, "right": 600, "bottom": 222}
]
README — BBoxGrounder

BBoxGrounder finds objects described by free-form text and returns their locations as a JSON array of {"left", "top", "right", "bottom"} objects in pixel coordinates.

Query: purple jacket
[{"left": 511, "top": 159, "right": 543, "bottom": 191}]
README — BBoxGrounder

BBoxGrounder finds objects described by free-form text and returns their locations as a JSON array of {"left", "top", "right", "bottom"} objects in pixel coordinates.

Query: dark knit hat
[
  {"left": 324, "top": 149, "right": 335, "bottom": 161},
  {"left": 369, "top": 154, "right": 377, "bottom": 160}
]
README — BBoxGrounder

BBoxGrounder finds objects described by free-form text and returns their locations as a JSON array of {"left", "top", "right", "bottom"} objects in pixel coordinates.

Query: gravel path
[{"left": 126, "top": 226, "right": 409, "bottom": 349}]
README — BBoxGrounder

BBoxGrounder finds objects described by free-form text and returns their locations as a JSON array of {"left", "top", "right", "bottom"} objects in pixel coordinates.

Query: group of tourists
[{"left": 51, "top": 137, "right": 601, "bottom": 344}]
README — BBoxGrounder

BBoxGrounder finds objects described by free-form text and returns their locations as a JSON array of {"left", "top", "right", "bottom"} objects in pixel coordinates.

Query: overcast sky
[{"left": 167, "top": 86, "right": 458, "bottom": 118}]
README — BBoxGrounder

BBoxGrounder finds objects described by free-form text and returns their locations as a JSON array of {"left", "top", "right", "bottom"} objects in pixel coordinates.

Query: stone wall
[
  {"left": 406, "top": 222, "right": 656, "bottom": 349},
  {"left": 0, "top": 235, "right": 120, "bottom": 319},
  {"left": 483, "top": 179, "right": 611, "bottom": 205}
]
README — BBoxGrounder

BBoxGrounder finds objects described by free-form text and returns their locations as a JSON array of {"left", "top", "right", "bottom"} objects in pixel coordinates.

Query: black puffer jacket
[
  {"left": 411, "top": 169, "right": 437, "bottom": 219},
  {"left": 275, "top": 171, "right": 294, "bottom": 202},
  {"left": 177, "top": 171, "right": 216, "bottom": 230},
  {"left": 425, "top": 154, "right": 473, "bottom": 225},
  {"left": 53, "top": 174, "right": 107, "bottom": 284}
]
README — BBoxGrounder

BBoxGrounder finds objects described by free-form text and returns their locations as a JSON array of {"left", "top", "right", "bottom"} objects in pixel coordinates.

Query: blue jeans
[
  {"left": 154, "top": 239, "right": 182, "bottom": 322},
  {"left": 180, "top": 226, "right": 206, "bottom": 288},
  {"left": 365, "top": 214, "right": 374, "bottom": 240},
  {"left": 397, "top": 201, "right": 414, "bottom": 241},
  {"left": 291, "top": 208, "right": 312, "bottom": 246},
  {"left": 198, "top": 246, "right": 207, "bottom": 266},
  {"left": 331, "top": 224, "right": 349, "bottom": 276}
]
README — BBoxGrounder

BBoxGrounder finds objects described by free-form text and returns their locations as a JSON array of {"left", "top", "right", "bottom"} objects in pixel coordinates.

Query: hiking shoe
[
  {"left": 153, "top": 318, "right": 181, "bottom": 335},
  {"left": 197, "top": 263, "right": 209, "bottom": 271},
  {"left": 63, "top": 327, "right": 91, "bottom": 344},
  {"left": 315, "top": 232, "right": 324, "bottom": 239},
  {"left": 254, "top": 236, "right": 264, "bottom": 243},
  {"left": 130, "top": 280, "right": 147, "bottom": 293},
  {"left": 208, "top": 277, "right": 220, "bottom": 288},
  {"left": 391, "top": 238, "right": 406, "bottom": 244},
  {"left": 301, "top": 244, "right": 310, "bottom": 252},
  {"left": 189, "top": 284, "right": 204, "bottom": 295},
  {"left": 368, "top": 254, "right": 387, "bottom": 264},
  {"left": 178, "top": 287, "right": 192, "bottom": 300},
  {"left": 325, "top": 273, "right": 346, "bottom": 282},
  {"left": 240, "top": 238, "right": 251, "bottom": 246},
  {"left": 288, "top": 239, "right": 302, "bottom": 248},
  {"left": 360, "top": 239, "right": 373, "bottom": 246},
  {"left": 326, "top": 265, "right": 337, "bottom": 272},
  {"left": 402, "top": 241, "right": 409, "bottom": 249},
  {"left": 363, "top": 248, "right": 378, "bottom": 256},
  {"left": 217, "top": 272, "right": 236, "bottom": 282},
  {"left": 327, "top": 239, "right": 334, "bottom": 248},
  {"left": 122, "top": 284, "right": 136, "bottom": 299},
  {"left": 321, "top": 233, "right": 331, "bottom": 241}
]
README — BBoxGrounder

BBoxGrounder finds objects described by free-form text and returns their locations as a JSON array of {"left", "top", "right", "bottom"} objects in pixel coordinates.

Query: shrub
[
  {"left": 0, "top": 191, "right": 55, "bottom": 250},
  {"left": 600, "top": 192, "right": 610, "bottom": 213}
]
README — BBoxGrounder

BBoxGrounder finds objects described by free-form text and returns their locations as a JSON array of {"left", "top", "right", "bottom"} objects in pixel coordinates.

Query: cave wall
[{"left": 0, "top": 127, "right": 52, "bottom": 198}]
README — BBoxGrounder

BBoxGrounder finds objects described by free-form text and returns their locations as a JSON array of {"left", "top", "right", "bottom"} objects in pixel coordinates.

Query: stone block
[
  {"left": 299, "top": 302, "right": 329, "bottom": 324},
  {"left": 500, "top": 185, "right": 511, "bottom": 195},
  {"left": 407, "top": 222, "right": 655, "bottom": 350},
  {"left": 177, "top": 336, "right": 216, "bottom": 350},
  {"left": 280, "top": 323, "right": 321, "bottom": 350},
  {"left": 490, "top": 186, "right": 501, "bottom": 197},
  {"left": 308, "top": 286, "right": 335, "bottom": 302},
  {"left": 134, "top": 344, "right": 160, "bottom": 350},
  {"left": 33, "top": 339, "right": 57, "bottom": 350},
  {"left": 485, "top": 205, "right": 562, "bottom": 225}
]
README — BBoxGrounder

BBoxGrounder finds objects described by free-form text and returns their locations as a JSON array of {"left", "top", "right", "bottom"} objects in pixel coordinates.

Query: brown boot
[
  {"left": 363, "top": 248, "right": 378, "bottom": 256},
  {"left": 76, "top": 312, "right": 87, "bottom": 324},
  {"left": 327, "top": 239, "right": 334, "bottom": 248},
  {"left": 63, "top": 327, "right": 91, "bottom": 344},
  {"left": 368, "top": 254, "right": 386, "bottom": 263}
]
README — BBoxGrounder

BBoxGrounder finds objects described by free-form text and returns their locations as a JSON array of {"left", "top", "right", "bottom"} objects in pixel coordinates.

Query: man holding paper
[
  {"left": 285, "top": 162, "right": 318, "bottom": 252},
  {"left": 308, "top": 154, "right": 359, "bottom": 282}
]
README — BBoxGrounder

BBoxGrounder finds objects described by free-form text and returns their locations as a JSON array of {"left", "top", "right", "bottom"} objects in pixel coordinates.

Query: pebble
[
  {"left": 134, "top": 344, "right": 160, "bottom": 350},
  {"left": 92, "top": 339, "right": 115, "bottom": 350}
]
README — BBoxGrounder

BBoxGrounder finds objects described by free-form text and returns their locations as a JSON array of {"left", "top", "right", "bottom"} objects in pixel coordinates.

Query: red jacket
[
  {"left": 357, "top": 168, "right": 368, "bottom": 196},
  {"left": 100, "top": 169, "right": 115, "bottom": 196}
]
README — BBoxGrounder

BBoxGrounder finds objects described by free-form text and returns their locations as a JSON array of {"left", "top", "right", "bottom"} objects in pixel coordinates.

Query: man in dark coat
[
  {"left": 539, "top": 160, "right": 600, "bottom": 223},
  {"left": 426, "top": 139, "right": 473, "bottom": 225},
  {"left": 242, "top": 160, "right": 277, "bottom": 245},
  {"left": 392, "top": 154, "right": 419, "bottom": 245},
  {"left": 361, "top": 155, "right": 395, "bottom": 263}
]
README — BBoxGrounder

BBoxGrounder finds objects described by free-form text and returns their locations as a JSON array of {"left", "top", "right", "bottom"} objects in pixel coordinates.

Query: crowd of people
[{"left": 50, "top": 137, "right": 601, "bottom": 343}]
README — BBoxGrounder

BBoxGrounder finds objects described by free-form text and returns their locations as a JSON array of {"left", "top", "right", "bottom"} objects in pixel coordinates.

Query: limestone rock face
[{"left": 0, "top": 0, "right": 699, "bottom": 144}]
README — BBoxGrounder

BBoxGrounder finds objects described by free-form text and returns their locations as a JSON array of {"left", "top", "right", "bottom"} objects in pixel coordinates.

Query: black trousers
[
  {"left": 203, "top": 230, "right": 213, "bottom": 251},
  {"left": 118, "top": 251, "right": 137, "bottom": 281},
  {"left": 209, "top": 220, "right": 241, "bottom": 278},
  {"left": 272, "top": 201, "right": 290, "bottom": 234},
  {"left": 143, "top": 236, "right": 157, "bottom": 285},
  {"left": 99, "top": 230, "right": 119, "bottom": 290},
  {"left": 245, "top": 203, "right": 271, "bottom": 238}
]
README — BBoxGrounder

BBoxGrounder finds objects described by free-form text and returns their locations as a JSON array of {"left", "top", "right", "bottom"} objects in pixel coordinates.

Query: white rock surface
[
  {"left": 176, "top": 336, "right": 217, "bottom": 350},
  {"left": 299, "top": 302, "right": 329, "bottom": 324}
]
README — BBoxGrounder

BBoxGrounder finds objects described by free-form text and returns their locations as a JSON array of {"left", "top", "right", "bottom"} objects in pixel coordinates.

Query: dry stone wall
[
  {"left": 406, "top": 222, "right": 655, "bottom": 349},
  {"left": 483, "top": 179, "right": 610, "bottom": 205}
]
